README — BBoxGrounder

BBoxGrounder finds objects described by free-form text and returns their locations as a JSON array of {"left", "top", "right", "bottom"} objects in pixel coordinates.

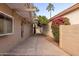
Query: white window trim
[{"left": 0, "top": 11, "right": 14, "bottom": 36}]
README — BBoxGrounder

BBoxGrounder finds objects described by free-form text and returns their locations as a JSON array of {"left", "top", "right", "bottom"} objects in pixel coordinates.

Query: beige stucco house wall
[
  {"left": 0, "top": 3, "right": 33, "bottom": 53},
  {"left": 60, "top": 25, "right": 79, "bottom": 55},
  {"left": 59, "top": 4, "right": 79, "bottom": 55},
  {"left": 63, "top": 9, "right": 79, "bottom": 25},
  {"left": 49, "top": 3, "right": 79, "bottom": 55}
]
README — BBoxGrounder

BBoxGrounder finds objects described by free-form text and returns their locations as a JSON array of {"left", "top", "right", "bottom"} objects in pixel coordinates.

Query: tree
[
  {"left": 38, "top": 16, "right": 49, "bottom": 34},
  {"left": 34, "top": 6, "right": 39, "bottom": 12},
  {"left": 32, "top": 6, "right": 39, "bottom": 34},
  {"left": 38, "top": 16, "right": 48, "bottom": 26},
  {"left": 46, "top": 3, "right": 54, "bottom": 18},
  {"left": 33, "top": 6, "right": 39, "bottom": 16},
  {"left": 51, "top": 17, "right": 70, "bottom": 42}
]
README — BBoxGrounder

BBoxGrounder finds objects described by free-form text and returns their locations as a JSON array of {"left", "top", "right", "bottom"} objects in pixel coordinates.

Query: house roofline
[{"left": 49, "top": 3, "right": 79, "bottom": 22}]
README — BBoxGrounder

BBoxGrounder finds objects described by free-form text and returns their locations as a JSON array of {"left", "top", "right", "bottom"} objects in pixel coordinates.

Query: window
[{"left": 0, "top": 12, "right": 14, "bottom": 36}]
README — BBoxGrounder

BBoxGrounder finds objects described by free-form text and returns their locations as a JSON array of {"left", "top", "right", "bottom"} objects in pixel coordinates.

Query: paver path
[{"left": 8, "top": 34, "right": 69, "bottom": 56}]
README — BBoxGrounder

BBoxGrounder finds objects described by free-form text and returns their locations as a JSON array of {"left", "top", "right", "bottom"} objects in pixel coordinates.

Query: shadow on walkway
[{"left": 3, "top": 34, "right": 69, "bottom": 56}]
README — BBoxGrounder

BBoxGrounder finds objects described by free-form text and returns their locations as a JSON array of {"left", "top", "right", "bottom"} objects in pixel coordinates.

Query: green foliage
[
  {"left": 46, "top": 3, "right": 54, "bottom": 12},
  {"left": 33, "top": 6, "right": 39, "bottom": 12},
  {"left": 63, "top": 17, "right": 71, "bottom": 25},
  {"left": 46, "top": 3, "right": 54, "bottom": 17},
  {"left": 38, "top": 16, "right": 48, "bottom": 25},
  {"left": 51, "top": 17, "right": 70, "bottom": 43},
  {"left": 51, "top": 24, "right": 59, "bottom": 42},
  {"left": 32, "top": 6, "right": 39, "bottom": 17}
]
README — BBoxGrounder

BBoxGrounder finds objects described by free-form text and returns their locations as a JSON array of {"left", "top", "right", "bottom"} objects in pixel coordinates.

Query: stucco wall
[
  {"left": 63, "top": 9, "right": 79, "bottom": 25},
  {"left": 0, "top": 4, "right": 32, "bottom": 53},
  {"left": 47, "top": 21, "right": 54, "bottom": 38},
  {"left": 23, "top": 22, "right": 32, "bottom": 40},
  {"left": 59, "top": 25, "right": 79, "bottom": 55}
]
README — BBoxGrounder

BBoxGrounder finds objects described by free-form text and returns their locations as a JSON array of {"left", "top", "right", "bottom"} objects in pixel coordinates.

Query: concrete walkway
[{"left": 8, "top": 34, "right": 69, "bottom": 56}]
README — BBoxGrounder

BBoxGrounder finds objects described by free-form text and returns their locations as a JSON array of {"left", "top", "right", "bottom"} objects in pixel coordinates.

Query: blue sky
[{"left": 34, "top": 3, "right": 75, "bottom": 19}]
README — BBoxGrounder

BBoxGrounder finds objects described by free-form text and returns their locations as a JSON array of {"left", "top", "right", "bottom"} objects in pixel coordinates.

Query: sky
[{"left": 34, "top": 3, "right": 75, "bottom": 19}]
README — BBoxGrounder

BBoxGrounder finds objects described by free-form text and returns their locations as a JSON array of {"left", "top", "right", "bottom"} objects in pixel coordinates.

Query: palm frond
[
  {"left": 33, "top": 6, "right": 39, "bottom": 12},
  {"left": 46, "top": 3, "right": 54, "bottom": 11}
]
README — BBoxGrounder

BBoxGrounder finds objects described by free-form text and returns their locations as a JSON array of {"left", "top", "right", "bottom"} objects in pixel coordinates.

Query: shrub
[
  {"left": 37, "top": 16, "right": 49, "bottom": 35},
  {"left": 51, "top": 17, "right": 70, "bottom": 42},
  {"left": 38, "top": 16, "right": 48, "bottom": 26}
]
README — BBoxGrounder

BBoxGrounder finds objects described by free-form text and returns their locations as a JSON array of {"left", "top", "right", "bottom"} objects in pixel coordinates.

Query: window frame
[{"left": 0, "top": 11, "right": 14, "bottom": 36}]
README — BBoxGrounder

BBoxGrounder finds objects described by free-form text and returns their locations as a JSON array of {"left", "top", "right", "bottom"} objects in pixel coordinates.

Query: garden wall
[
  {"left": 59, "top": 24, "right": 79, "bottom": 55},
  {"left": 47, "top": 21, "right": 54, "bottom": 38}
]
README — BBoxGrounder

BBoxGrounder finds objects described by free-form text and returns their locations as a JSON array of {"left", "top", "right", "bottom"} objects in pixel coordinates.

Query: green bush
[
  {"left": 38, "top": 16, "right": 48, "bottom": 26},
  {"left": 51, "top": 24, "right": 59, "bottom": 42},
  {"left": 51, "top": 17, "right": 70, "bottom": 43}
]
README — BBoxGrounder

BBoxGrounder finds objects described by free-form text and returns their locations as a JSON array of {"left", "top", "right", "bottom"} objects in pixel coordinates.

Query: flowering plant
[{"left": 51, "top": 17, "right": 70, "bottom": 42}]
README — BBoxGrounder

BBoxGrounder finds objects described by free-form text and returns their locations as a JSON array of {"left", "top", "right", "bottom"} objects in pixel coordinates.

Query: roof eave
[{"left": 49, "top": 3, "right": 79, "bottom": 22}]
